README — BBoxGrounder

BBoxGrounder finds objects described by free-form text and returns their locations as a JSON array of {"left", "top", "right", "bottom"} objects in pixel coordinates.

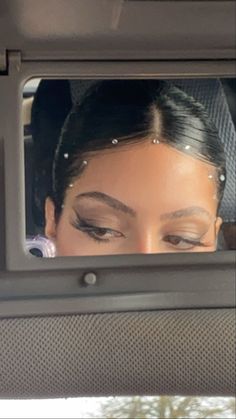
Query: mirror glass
[{"left": 23, "top": 78, "right": 236, "bottom": 257}]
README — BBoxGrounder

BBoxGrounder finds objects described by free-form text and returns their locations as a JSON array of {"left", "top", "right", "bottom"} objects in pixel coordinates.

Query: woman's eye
[
  {"left": 91, "top": 227, "right": 110, "bottom": 238},
  {"left": 71, "top": 216, "right": 124, "bottom": 242},
  {"left": 88, "top": 226, "right": 123, "bottom": 241},
  {"left": 163, "top": 234, "right": 204, "bottom": 250}
]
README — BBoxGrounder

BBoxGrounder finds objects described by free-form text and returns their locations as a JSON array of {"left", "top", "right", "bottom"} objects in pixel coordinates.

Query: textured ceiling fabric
[
  {"left": 0, "top": 309, "right": 235, "bottom": 398},
  {"left": 70, "top": 79, "right": 236, "bottom": 223}
]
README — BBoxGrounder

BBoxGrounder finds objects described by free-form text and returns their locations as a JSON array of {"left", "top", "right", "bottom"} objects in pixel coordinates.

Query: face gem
[
  {"left": 64, "top": 153, "right": 69, "bottom": 159},
  {"left": 112, "top": 139, "right": 118, "bottom": 145},
  {"left": 220, "top": 174, "right": 225, "bottom": 182},
  {"left": 152, "top": 139, "right": 160, "bottom": 144},
  {"left": 185, "top": 145, "right": 191, "bottom": 150}
]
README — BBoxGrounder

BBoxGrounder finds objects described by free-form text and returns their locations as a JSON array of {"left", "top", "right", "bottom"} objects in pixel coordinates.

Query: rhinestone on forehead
[
  {"left": 220, "top": 174, "right": 225, "bottom": 182},
  {"left": 112, "top": 139, "right": 118, "bottom": 145},
  {"left": 152, "top": 139, "right": 160, "bottom": 144},
  {"left": 185, "top": 145, "right": 191, "bottom": 150},
  {"left": 64, "top": 153, "right": 69, "bottom": 159}
]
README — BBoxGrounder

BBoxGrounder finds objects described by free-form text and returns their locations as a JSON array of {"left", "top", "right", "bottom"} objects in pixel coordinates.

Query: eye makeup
[
  {"left": 161, "top": 218, "right": 214, "bottom": 250},
  {"left": 70, "top": 210, "right": 125, "bottom": 243},
  {"left": 162, "top": 234, "right": 208, "bottom": 250}
]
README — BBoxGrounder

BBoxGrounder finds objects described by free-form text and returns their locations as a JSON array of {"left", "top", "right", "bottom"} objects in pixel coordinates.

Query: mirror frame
[{"left": 0, "top": 53, "right": 235, "bottom": 317}]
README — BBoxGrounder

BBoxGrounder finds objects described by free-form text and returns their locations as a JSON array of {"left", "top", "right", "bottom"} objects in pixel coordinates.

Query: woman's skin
[{"left": 45, "top": 142, "right": 222, "bottom": 256}]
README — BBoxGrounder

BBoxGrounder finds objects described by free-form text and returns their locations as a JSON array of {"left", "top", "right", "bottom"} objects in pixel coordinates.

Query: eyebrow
[
  {"left": 160, "top": 206, "right": 212, "bottom": 221},
  {"left": 75, "top": 191, "right": 136, "bottom": 217},
  {"left": 76, "top": 194, "right": 211, "bottom": 221}
]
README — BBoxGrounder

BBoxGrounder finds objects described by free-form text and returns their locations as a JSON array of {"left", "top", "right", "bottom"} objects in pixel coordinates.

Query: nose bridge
[{"left": 134, "top": 228, "right": 159, "bottom": 254}]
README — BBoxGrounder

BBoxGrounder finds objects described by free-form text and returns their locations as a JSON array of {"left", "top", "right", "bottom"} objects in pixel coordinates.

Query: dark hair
[
  {"left": 52, "top": 80, "right": 226, "bottom": 219},
  {"left": 31, "top": 80, "right": 72, "bottom": 228}
]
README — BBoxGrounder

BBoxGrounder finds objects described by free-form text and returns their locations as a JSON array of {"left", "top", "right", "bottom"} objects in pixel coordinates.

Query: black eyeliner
[
  {"left": 182, "top": 238, "right": 207, "bottom": 247},
  {"left": 70, "top": 210, "right": 114, "bottom": 243},
  {"left": 163, "top": 234, "right": 208, "bottom": 248}
]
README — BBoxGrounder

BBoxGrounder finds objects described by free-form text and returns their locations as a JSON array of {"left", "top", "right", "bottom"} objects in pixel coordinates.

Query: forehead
[{"left": 67, "top": 142, "right": 218, "bottom": 214}]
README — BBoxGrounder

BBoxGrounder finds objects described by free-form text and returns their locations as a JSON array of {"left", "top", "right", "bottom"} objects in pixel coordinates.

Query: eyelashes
[
  {"left": 71, "top": 211, "right": 209, "bottom": 249},
  {"left": 163, "top": 234, "right": 207, "bottom": 250},
  {"left": 71, "top": 212, "right": 124, "bottom": 243}
]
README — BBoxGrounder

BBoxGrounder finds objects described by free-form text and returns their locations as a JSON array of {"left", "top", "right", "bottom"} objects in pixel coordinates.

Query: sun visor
[{"left": 0, "top": 0, "right": 236, "bottom": 63}]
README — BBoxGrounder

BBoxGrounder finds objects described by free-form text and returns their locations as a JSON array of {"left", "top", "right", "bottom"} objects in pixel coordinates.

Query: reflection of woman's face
[{"left": 45, "top": 142, "right": 222, "bottom": 256}]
